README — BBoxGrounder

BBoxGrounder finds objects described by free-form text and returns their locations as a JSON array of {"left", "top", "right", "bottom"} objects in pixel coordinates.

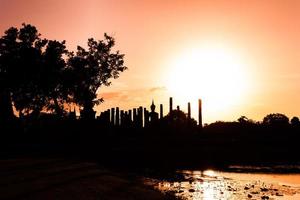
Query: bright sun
[{"left": 166, "top": 45, "right": 250, "bottom": 114}]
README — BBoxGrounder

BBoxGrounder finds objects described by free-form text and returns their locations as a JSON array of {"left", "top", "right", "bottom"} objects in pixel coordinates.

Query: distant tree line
[
  {"left": 205, "top": 113, "right": 300, "bottom": 134},
  {"left": 0, "top": 23, "right": 127, "bottom": 122}
]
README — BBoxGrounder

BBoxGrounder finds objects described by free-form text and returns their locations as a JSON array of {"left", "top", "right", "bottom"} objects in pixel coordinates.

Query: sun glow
[{"left": 166, "top": 45, "right": 250, "bottom": 117}]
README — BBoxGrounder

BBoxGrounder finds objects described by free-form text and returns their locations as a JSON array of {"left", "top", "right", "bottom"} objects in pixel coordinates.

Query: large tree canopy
[
  {"left": 67, "top": 35, "right": 127, "bottom": 118},
  {"left": 0, "top": 24, "right": 127, "bottom": 120},
  {"left": 0, "top": 24, "right": 68, "bottom": 117},
  {"left": 262, "top": 113, "right": 289, "bottom": 127}
]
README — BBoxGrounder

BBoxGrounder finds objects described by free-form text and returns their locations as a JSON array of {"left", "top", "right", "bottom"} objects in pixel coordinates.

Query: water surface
[{"left": 145, "top": 170, "right": 300, "bottom": 200}]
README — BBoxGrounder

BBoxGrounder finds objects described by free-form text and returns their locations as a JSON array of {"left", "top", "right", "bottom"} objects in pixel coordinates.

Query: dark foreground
[
  {"left": 2, "top": 156, "right": 300, "bottom": 200},
  {"left": 1, "top": 119, "right": 300, "bottom": 199},
  {"left": 0, "top": 156, "right": 178, "bottom": 200}
]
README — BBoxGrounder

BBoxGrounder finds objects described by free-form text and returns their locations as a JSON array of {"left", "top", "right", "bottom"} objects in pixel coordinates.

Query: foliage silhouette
[
  {"left": 0, "top": 27, "right": 18, "bottom": 121},
  {"left": 161, "top": 109, "right": 197, "bottom": 132},
  {"left": 0, "top": 24, "right": 56, "bottom": 117},
  {"left": 67, "top": 35, "right": 127, "bottom": 118},
  {"left": 291, "top": 116, "right": 300, "bottom": 127},
  {"left": 262, "top": 113, "right": 289, "bottom": 127},
  {"left": 40, "top": 40, "right": 69, "bottom": 116},
  {"left": 0, "top": 24, "right": 126, "bottom": 120},
  {"left": 237, "top": 116, "right": 248, "bottom": 124}
]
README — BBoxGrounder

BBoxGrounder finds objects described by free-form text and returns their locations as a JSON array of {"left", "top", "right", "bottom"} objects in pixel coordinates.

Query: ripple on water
[{"left": 144, "top": 170, "right": 300, "bottom": 200}]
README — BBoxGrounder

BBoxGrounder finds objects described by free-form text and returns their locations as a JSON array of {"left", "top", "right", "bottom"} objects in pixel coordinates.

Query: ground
[{"left": 0, "top": 157, "right": 173, "bottom": 200}]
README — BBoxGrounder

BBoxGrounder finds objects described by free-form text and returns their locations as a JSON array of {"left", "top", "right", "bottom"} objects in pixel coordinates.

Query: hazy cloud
[
  {"left": 149, "top": 86, "right": 167, "bottom": 92},
  {"left": 96, "top": 86, "right": 169, "bottom": 113}
]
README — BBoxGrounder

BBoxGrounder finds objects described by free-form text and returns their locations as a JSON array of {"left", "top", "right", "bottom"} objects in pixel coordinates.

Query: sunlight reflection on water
[{"left": 147, "top": 170, "right": 300, "bottom": 200}]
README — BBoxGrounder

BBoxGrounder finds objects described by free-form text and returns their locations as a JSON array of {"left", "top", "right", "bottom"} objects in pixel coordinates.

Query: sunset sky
[{"left": 0, "top": 0, "right": 299, "bottom": 123}]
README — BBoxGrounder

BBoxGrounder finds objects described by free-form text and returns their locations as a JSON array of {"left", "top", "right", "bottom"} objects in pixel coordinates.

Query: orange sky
[{"left": 0, "top": 0, "right": 299, "bottom": 123}]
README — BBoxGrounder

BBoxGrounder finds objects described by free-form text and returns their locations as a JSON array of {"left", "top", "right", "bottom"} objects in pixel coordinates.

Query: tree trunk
[
  {"left": 81, "top": 102, "right": 95, "bottom": 120},
  {"left": 54, "top": 98, "right": 63, "bottom": 117},
  {"left": 0, "top": 90, "right": 14, "bottom": 122}
]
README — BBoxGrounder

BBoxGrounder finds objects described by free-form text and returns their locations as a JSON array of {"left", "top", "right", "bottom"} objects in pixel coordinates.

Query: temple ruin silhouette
[{"left": 73, "top": 97, "right": 203, "bottom": 129}]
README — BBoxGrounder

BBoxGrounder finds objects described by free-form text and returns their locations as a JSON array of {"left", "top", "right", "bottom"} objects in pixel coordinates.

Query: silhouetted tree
[
  {"left": 237, "top": 116, "right": 257, "bottom": 126},
  {"left": 291, "top": 116, "right": 300, "bottom": 127},
  {"left": 1, "top": 24, "right": 127, "bottom": 120},
  {"left": 0, "top": 27, "right": 19, "bottom": 121},
  {"left": 263, "top": 113, "right": 289, "bottom": 127},
  {"left": 68, "top": 35, "right": 127, "bottom": 118},
  {"left": 163, "top": 110, "right": 197, "bottom": 131},
  {"left": 40, "top": 40, "right": 69, "bottom": 116},
  {"left": 0, "top": 24, "right": 47, "bottom": 117},
  {"left": 0, "top": 24, "right": 71, "bottom": 118},
  {"left": 237, "top": 116, "right": 248, "bottom": 123}
]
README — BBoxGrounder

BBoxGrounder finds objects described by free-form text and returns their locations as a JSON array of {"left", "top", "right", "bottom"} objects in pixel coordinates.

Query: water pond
[{"left": 144, "top": 169, "right": 300, "bottom": 200}]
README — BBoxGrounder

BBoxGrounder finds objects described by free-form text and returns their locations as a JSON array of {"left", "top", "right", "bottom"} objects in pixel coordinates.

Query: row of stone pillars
[
  {"left": 98, "top": 106, "right": 153, "bottom": 128},
  {"left": 98, "top": 97, "right": 202, "bottom": 128}
]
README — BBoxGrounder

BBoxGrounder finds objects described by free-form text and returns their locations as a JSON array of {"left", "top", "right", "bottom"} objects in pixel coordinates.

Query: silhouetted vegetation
[
  {"left": 0, "top": 23, "right": 126, "bottom": 121},
  {"left": 1, "top": 24, "right": 300, "bottom": 172},
  {"left": 291, "top": 116, "right": 300, "bottom": 128},
  {"left": 68, "top": 35, "right": 126, "bottom": 119}
]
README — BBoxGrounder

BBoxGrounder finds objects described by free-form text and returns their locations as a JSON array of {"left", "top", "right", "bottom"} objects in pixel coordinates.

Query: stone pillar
[
  {"left": 188, "top": 102, "right": 191, "bottom": 119},
  {"left": 128, "top": 110, "right": 132, "bottom": 122},
  {"left": 111, "top": 108, "right": 115, "bottom": 125},
  {"left": 198, "top": 99, "right": 202, "bottom": 128},
  {"left": 138, "top": 106, "right": 143, "bottom": 128},
  {"left": 107, "top": 109, "right": 110, "bottom": 124},
  {"left": 120, "top": 110, "right": 124, "bottom": 126},
  {"left": 116, "top": 107, "right": 120, "bottom": 126},
  {"left": 133, "top": 108, "right": 137, "bottom": 127},
  {"left": 125, "top": 111, "right": 128, "bottom": 126},
  {"left": 144, "top": 108, "right": 149, "bottom": 127},
  {"left": 169, "top": 97, "right": 173, "bottom": 114},
  {"left": 160, "top": 104, "right": 163, "bottom": 119}
]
